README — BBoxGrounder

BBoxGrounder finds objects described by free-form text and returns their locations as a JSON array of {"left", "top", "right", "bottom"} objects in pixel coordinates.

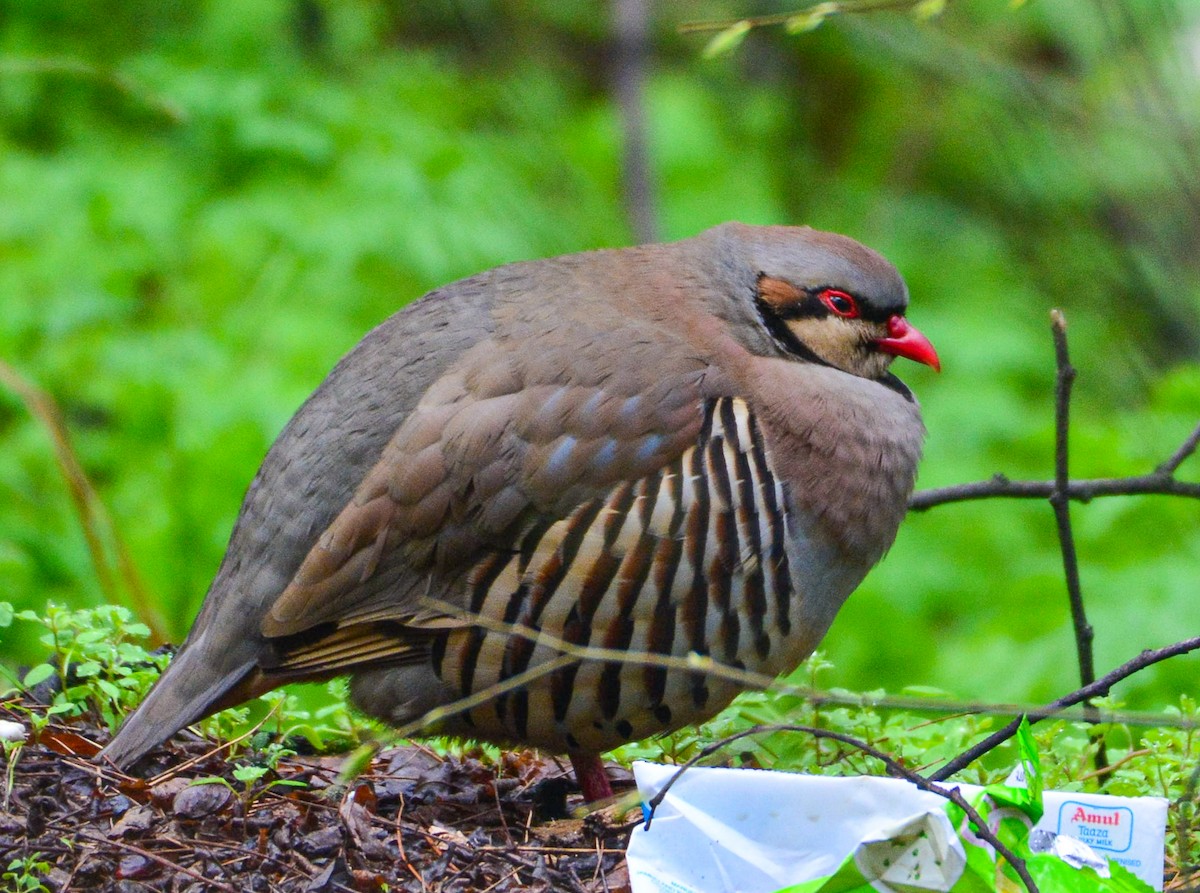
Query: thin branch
[
  {"left": 911, "top": 406, "right": 1200, "bottom": 511},
  {"left": 0, "top": 359, "right": 169, "bottom": 643},
  {"left": 929, "top": 635, "right": 1200, "bottom": 781},
  {"left": 80, "top": 831, "right": 239, "bottom": 893},
  {"left": 611, "top": 0, "right": 659, "bottom": 243},
  {"left": 370, "top": 597, "right": 1200, "bottom": 754},
  {"left": 678, "top": 0, "right": 945, "bottom": 34},
  {"left": 1049, "top": 310, "right": 1094, "bottom": 689},
  {"left": 1049, "top": 310, "right": 1106, "bottom": 775},
  {"left": 0, "top": 56, "right": 186, "bottom": 123},
  {"left": 910, "top": 473, "right": 1200, "bottom": 510},
  {"left": 644, "top": 724, "right": 1038, "bottom": 893},
  {"left": 912, "top": 385, "right": 1198, "bottom": 513},
  {"left": 1157, "top": 419, "right": 1200, "bottom": 476}
]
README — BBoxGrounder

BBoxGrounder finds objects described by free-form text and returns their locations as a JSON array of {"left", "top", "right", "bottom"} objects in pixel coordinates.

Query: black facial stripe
[
  {"left": 753, "top": 292, "right": 832, "bottom": 367},
  {"left": 810, "top": 284, "right": 900, "bottom": 324},
  {"left": 757, "top": 275, "right": 902, "bottom": 325},
  {"left": 855, "top": 303, "right": 898, "bottom": 325},
  {"left": 767, "top": 297, "right": 824, "bottom": 321},
  {"left": 879, "top": 371, "right": 916, "bottom": 402}
]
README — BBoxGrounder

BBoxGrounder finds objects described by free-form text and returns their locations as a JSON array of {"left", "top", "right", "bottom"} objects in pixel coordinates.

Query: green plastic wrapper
[{"left": 774, "top": 721, "right": 1154, "bottom": 893}]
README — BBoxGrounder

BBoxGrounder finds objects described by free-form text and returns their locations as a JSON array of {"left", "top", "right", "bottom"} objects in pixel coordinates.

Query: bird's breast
[{"left": 423, "top": 394, "right": 903, "bottom": 754}]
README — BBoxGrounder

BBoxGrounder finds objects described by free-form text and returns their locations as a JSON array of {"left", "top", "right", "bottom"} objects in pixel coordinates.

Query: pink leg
[{"left": 569, "top": 750, "right": 614, "bottom": 802}]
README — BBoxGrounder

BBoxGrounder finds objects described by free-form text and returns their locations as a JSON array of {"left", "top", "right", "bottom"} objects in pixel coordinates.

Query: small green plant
[
  {"left": 256, "top": 684, "right": 361, "bottom": 753},
  {"left": 3, "top": 853, "right": 51, "bottom": 893},
  {"left": 192, "top": 742, "right": 307, "bottom": 807},
  {"left": 2, "top": 738, "right": 22, "bottom": 812},
  {"left": 1, "top": 604, "right": 364, "bottom": 765},
  {"left": 613, "top": 653, "right": 999, "bottom": 781},
  {"left": 0, "top": 602, "right": 167, "bottom": 730},
  {"left": 191, "top": 684, "right": 362, "bottom": 762}
]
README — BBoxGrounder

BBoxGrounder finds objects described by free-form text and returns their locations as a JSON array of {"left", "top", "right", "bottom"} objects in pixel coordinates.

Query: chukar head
[{"left": 707, "top": 223, "right": 939, "bottom": 378}]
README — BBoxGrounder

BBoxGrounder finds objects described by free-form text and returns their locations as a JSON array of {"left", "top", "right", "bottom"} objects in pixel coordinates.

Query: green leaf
[
  {"left": 22, "top": 664, "right": 55, "bottom": 688},
  {"left": 267, "top": 779, "right": 306, "bottom": 790},
  {"left": 702, "top": 21, "right": 752, "bottom": 60},
  {"left": 900, "top": 685, "right": 953, "bottom": 698},
  {"left": 73, "top": 661, "right": 102, "bottom": 678},
  {"left": 338, "top": 743, "right": 378, "bottom": 781},
  {"left": 190, "top": 776, "right": 233, "bottom": 788},
  {"left": 0, "top": 603, "right": 13, "bottom": 627},
  {"left": 233, "top": 765, "right": 270, "bottom": 785},
  {"left": 785, "top": 3, "right": 839, "bottom": 34},
  {"left": 912, "top": 0, "right": 947, "bottom": 20}
]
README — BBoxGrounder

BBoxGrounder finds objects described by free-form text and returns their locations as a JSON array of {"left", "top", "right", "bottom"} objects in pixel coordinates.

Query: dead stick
[
  {"left": 912, "top": 408, "right": 1200, "bottom": 511},
  {"left": 1049, "top": 310, "right": 1093, "bottom": 687},
  {"left": 1157, "top": 420, "right": 1200, "bottom": 476},
  {"left": 1049, "top": 310, "right": 1106, "bottom": 775},
  {"left": 80, "top": 832, "right": 239, "bottom": 892},
  {"left": 910, "top": 473, "right": 1200, "bottom": 509},
  {"left": 929, "top": 635, "right": 1200, "bottom": 781},
  {"left": 0, "top": 359, "right": 168, "bottom": 642}
]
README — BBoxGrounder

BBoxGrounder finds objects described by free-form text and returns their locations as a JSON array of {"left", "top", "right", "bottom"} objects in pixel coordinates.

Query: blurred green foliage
[{"left": 0, "top": 0, "right": 1197, "bottom": 718}]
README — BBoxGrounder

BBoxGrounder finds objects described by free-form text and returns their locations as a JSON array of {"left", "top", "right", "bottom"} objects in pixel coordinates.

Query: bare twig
[
  {"left": 929, "top": 635, "right": 1200, "bottom": 781},
  {"left": 381, "top": 596, "right": 1200, "bottom": 756},
  {"left": 0, "top": 360, "right": 168, "bottom": 643},
  {"left": 912, "top": 386, "right": 1198, "bottom": 514},
  {"left": 611, "top": 0, "right": 659, "bottom": 242},
  {"left": 910, "top": 473, "right": 1200, "bottom": 509},
  {"left": 80, "top": 831, "right": 239, "bottom": 892},
  {"left": 678, "top": 0, "right": 947, "bottom": 34},
  {"left": 644, "top": 724, "right": 1038, "bottom": 892},
  {"left": 1049, "top": 310, "right": 1094, "bottom": 690},
  {"left": 912, "top": 405, "right": 1198, "bottom": 512},
  {"left": 0, "top": 56, "right": 185, "bottom": 123},
  {"left": 1049, "top": 313, "right": 1106, "bottom": 775},
  {"left": 1158, "top": 420, "right": 1200, "bottom": 476}
]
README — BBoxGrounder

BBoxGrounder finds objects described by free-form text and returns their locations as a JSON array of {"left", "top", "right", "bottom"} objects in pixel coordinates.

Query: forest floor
[{"left": 0, "top": 696, "right": 634, "bottom": 893}]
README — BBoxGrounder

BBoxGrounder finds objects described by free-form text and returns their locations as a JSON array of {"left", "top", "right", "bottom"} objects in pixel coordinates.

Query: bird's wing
[{"left": 258, "top": 323, "right": 727, "bottom": 675}]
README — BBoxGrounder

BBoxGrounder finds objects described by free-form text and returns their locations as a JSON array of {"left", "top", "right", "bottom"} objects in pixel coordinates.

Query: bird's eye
[{"left": 819, "top": 288, "right": 859, "bottom": 318}]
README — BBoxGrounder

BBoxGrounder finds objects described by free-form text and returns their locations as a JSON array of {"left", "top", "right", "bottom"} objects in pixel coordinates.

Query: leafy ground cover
[{"left": 2, "top": 604, "right": 1200, "bottom": 891}]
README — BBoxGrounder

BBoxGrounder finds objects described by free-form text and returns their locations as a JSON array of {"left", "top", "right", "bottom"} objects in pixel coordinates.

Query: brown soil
[{"left": 0, "top": 697, "right": 634, "bottom": 892}]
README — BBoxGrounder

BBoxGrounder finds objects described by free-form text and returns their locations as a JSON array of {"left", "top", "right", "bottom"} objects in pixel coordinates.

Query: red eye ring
[{"left": 819, "top": 288, "right": 859, "bottom": 319}]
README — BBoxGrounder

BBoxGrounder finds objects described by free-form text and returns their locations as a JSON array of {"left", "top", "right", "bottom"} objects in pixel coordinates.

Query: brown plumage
[{"left": 101, "top": 223, "right": 939, "bottom": 801}]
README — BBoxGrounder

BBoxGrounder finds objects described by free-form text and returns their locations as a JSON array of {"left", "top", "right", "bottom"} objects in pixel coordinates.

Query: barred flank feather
[{"left": 439, "top": 398, "right": 798, "bottom": 754}]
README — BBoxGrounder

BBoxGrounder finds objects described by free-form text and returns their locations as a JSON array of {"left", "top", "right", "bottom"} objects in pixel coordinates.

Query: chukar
[{"left": 101, "top": 223, "right": 939, "bottom": 801}]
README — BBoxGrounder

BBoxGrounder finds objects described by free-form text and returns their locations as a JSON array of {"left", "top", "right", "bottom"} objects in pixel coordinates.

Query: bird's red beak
[{"left": 874, "top": 315, "right": 940, "bottom": 372}]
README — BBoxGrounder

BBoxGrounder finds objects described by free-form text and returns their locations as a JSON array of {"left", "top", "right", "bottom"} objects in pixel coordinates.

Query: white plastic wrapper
[
  {"left": 0, "top": 719, "right": 27, "bottom": 742},
  {"left": 627, "top": 762, "right": 1166, "bottom": 893}
]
